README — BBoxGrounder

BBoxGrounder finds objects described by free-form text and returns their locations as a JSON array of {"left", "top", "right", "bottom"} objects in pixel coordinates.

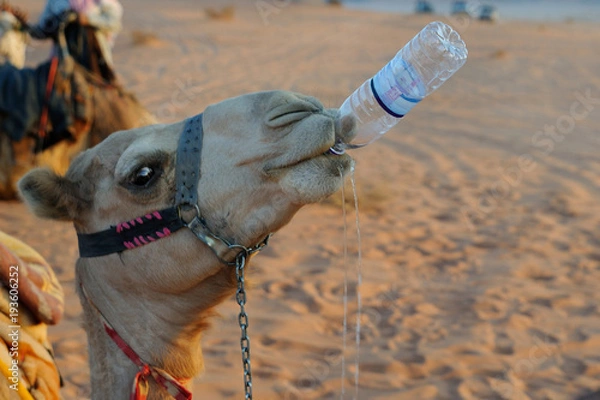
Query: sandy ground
[{"left": 2, "top": 1, "right": 600, "bottom": 399}]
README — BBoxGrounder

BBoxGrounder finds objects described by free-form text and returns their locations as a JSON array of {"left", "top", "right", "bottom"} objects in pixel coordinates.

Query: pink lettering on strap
[
  {"left": 155, "top": 228, "right": 171, "bottom": 239},
  {"left": 118, "top": 211, "right": 161, "bottom": 233},
  {"left": 117, "top": 211, "right": 171, "bottom": 250}
]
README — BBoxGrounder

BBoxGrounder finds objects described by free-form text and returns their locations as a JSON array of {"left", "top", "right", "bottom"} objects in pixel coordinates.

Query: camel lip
[
  {"left": 264, "top": 147, "right": 352, "bottom": 175},
  {"left": 333, "top": 111, "right": 356, "bottom": 150},
  {"left": 264, "top": 113, "right": 352, "bottom": 173}
]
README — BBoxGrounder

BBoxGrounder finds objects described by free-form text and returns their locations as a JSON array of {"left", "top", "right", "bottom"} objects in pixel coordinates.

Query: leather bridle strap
[
  {"left": 175, "top": 114, "right": 203, "bottom": 207},
  {"left": 77, "top": 207, "right": 185, "bottom": 257}
]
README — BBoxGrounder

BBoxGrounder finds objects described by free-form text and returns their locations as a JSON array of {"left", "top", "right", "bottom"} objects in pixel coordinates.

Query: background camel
[
  {"left": 19, "top": 90, "right": 355, "bottom": 399},
  {"left": 0, "top": 6, "right": 156, "bottom": 200}
]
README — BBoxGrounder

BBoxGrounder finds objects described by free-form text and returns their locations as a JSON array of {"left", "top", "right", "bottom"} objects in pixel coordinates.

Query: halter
[{"left": 77, "top": 113, "right": 269, "bottom": 399}]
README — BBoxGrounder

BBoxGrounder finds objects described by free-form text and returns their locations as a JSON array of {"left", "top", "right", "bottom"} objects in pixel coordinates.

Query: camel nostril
[
  {"left": 264, "top": 92, "right": 325, "bottom": 129},
  {"left": 265, "top": 100, "right": 322, "bottom": 129},
  {"left": 265, "top": 109, "right": 316, "bottom": 129}
]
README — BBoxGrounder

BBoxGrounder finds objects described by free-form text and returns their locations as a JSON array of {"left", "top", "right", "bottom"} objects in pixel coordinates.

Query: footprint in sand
[
  {"left": 543, "top": 191, "right": 579, "bottom": 218},
  {"left": 474, "top": 296, "right": 511, "bottom": 321},
  {"left": 514, "top": 263, "right": 556, "bottom": 282},
  {"left": 393, "top": 350, "right": 426, "bottom": 365},
  {"left": 396, "top": 385, "right": 439, "bottom": 400},
  {"left": 493, "top": 330, "right": 515, "bottom": 355},
  {"left": 262, "top": 279, "right": 322, "bottom": 314},
  {"left": 356, "top": 361, "right": 406, "bottom": 390},
  {"left": 552, "top": 294, "right": 597, "bottom": 317},
  {"left": 457, "top": 377, "right": 498, "bottom": 399},
  {"left": 559, "top": 356, "right": 588, "bottom": 378}
]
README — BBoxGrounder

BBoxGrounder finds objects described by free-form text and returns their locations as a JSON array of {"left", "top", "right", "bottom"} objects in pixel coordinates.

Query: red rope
[
  {"left": 38, "top": 55, "right": 59, "bottom": 139},
  {"left": 102, "top": 321, "right": 192, "bottom": 400},
  {"left": 80, "top": 283, "right": 192, "bottom": 400}
]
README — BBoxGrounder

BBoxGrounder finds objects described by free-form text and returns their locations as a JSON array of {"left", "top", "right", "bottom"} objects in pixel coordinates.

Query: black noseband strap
[{"left": 77, "top": 208, "right": 185, "bottom": 258}]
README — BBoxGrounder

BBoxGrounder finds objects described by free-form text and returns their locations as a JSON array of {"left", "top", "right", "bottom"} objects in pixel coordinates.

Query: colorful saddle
[{"left": 0, "top": 230, "right": 63, "bottom": 399}]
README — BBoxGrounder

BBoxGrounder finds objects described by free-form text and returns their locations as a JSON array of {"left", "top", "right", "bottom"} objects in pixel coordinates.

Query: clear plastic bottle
[{"left": 331, "top": 21, "right": 468, "bottom": 153}]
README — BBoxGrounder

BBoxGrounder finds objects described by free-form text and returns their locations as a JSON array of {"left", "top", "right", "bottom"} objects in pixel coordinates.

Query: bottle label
[{"left": 371, "top": 59, "right": 423, "bottom": 118}]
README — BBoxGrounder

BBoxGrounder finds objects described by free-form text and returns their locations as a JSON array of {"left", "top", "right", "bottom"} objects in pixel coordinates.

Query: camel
[
  {"left": 19, "top": 90, "right": 355, "bottom": 399},
  {"left": 0, "top": 5, "right": 156, "bottom": 200}
]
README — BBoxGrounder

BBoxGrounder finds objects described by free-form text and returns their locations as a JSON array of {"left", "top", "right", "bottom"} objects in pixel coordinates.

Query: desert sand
[{"left": 2, "top": 0, "right": 600, "bottom": 399}]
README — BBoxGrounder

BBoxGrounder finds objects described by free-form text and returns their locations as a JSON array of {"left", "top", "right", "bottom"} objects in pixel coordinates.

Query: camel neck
[{"left": 76, "top": 262, "right": 200, "bottom": 399}]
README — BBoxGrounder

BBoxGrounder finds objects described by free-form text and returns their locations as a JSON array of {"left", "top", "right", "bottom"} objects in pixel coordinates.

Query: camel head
[
  {"left": 20, "top": 90, "right": 354, "bottom": 253},
  {"left": 20, "top": 88, "right": 353, "bottom": 318},
  {"left": 0, "top": 7, "right": 28, "bottom": 68}
]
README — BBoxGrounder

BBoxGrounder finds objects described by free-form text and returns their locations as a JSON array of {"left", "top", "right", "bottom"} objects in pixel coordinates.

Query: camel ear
[{"left": 18, "top": 169, "right": 86, "bottom": 221}]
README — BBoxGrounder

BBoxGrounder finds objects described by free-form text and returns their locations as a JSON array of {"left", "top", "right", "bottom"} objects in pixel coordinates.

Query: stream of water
[{"left": 340, "top": 167, "right": 362, "bottom": 399}]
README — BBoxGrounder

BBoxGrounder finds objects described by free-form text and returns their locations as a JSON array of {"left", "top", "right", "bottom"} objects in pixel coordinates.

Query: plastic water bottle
[{"left": 331, "top": 21, "right": 467, "bottom": 153}]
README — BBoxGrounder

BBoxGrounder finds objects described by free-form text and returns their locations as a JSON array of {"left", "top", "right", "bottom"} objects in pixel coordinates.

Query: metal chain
[{"left": 235, "top": 252, "right": 253, "bottom": 400}]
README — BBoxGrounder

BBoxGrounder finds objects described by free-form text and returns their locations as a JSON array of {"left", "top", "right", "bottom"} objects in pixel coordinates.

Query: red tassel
[{"left": 130, "top": 365, "right": 151, "bottom": 400}]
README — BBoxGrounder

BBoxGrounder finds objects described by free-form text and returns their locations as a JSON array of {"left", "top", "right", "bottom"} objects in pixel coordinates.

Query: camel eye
[
  {"left": 130, "top": 166, "right": 157, "bottom": 187},
  {"left": 120, "top": 152, "right": 168, "bottom": 196}
]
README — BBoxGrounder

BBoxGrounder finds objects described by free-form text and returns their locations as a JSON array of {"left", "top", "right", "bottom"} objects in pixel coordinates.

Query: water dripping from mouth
[
  {"left": 338, "top": 165, "right": 362, "bottom": 399},
  {"left": 349, "top": 169, "right": 362, "bottom": 399},
  {"left": 340, "top": 168, "right": 348, "bottom": 399}
]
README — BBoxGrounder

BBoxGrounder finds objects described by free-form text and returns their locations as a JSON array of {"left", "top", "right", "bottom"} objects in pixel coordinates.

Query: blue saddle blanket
[{"left": 0, "top": 61, "right": 72, "bottom": 144}]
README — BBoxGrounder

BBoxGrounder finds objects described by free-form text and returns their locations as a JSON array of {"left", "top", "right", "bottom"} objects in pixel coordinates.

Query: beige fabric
[{"left": 0, "top": 232, "right": 63, "bottom": 400}]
